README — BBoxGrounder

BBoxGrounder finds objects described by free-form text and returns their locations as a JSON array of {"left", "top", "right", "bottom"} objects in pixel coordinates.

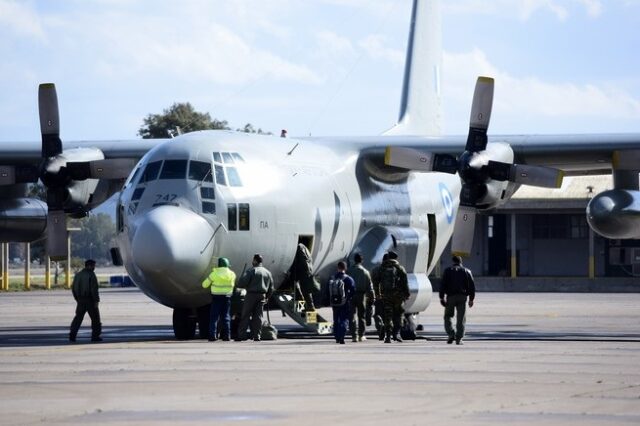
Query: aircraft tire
[
  {"left": 196, "top": 304, "right": 211, "bottom": 339},
  {"left": 173, "top": 308, "right": 196, "bottom": 340}
]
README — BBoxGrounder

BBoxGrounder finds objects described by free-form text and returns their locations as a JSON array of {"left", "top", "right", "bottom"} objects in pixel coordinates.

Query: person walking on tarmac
[
  {"left": 378, "top": 251, "right": 410, "bottom": 343},
  {"left": 69, "top": 259, "right": 102, "bottom": 342},
  {"left": 347, "top": 253, "right": 374, "bottom": 342},
  {"left": 202, "top": 257, "right": 237, "bottom": 341},
  {"left": 327, "top": 261, "right": 355, "bottom": 344},
  {"left": 370, "top": 253, "right": 388, "bottom": 340},
  {"left": 236, "top": 254, "right": 274, "bottom": 341},
  {"left": 440, "top": 255, "right": 476, "bottom": 345}
]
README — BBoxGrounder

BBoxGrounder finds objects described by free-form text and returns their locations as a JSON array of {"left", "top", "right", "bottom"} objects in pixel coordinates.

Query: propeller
[{"left": 385, "top": 76, "right": 565, "bottom": 257}]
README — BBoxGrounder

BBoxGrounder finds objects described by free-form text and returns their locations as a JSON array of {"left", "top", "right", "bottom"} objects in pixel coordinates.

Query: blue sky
[{"left": 1, "top": 0, "right": 639, "bottom": 141}]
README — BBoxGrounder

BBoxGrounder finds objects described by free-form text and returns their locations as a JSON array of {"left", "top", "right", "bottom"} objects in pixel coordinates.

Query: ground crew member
[
  {"left": 327, "top": 261, "right": 355, "bottom": 344},
  {"left": 202, "top": 257, "right": 237, "bottom": 341},
  {"left": 236, "top": 254, "right": 274, "bottom": 341},
  {"left": 347, "top": 253, "right": 374, "bottom": 342},
  {"left": 370, "top": 253, "right": 388, "bottom": 340},
  {"left": 290, "top": 243, "right": 317, "bottom": 312},
  {"left": 69, "top": 259, "right": 102, "bottom": 342},
  {"left": 440, "top": 255, "right": 476, "bottom": 345},
  {"left": 378, "top": 251, "right": 410, "bottom": 343}
]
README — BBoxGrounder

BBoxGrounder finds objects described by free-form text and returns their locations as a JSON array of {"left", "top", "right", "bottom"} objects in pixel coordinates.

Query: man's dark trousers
[
  {"left": 210, "top": 295, "right": 231, "bottom": 340},
  {"left": 69, "top": 298, "right": 101, "bottom": 340}
]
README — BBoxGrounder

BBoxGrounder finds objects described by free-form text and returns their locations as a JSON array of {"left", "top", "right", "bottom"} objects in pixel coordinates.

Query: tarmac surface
[{"left": 0, "top": 289, "right": 639, "bottom": 425}]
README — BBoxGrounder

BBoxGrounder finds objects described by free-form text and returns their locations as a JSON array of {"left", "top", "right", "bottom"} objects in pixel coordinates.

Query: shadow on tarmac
[{"left": 1, "top": 324, "right": 640, "bottom": 348}]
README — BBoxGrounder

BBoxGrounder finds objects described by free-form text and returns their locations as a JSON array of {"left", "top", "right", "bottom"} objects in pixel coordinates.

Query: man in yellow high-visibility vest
[{"left": 202, "top": 257, "right": 237, "bottom": 341}]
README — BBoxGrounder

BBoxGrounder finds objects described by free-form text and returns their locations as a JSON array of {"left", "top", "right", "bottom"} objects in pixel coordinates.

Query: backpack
[
  {"left": 328, "top": 277, "right": 346, "bottom": 307},
  {"left": 380, "top": 265, "right": 397, "bottom": 293}
]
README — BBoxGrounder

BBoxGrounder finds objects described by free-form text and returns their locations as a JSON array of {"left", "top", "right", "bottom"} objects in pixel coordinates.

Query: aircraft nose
[{"left": 132, "top": 205, "right": 215, "bottom": 285}]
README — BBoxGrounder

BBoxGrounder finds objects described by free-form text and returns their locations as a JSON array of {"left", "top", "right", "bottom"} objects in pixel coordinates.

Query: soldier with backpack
[
  {"left": 378, "top": 251, "right": 410, "bottom": 343},
  {"left": 347, "top": 253, "right": 375, "bottom": 342},
  {"left": 439, "top": 255, "right": 476, "bottom": 345},
  {"left": 327, "top": 261, "right": 355, "bottom": 344}
]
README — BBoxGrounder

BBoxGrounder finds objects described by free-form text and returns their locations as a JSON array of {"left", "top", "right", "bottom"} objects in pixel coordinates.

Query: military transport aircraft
[{"left": 1, "top": 0, "right": 639, "bottom": 339}]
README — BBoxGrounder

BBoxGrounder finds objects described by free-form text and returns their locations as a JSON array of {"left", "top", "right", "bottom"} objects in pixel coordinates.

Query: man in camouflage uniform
[
  {"left": 378, "top": 251, "right": 410, "bottom": 343},
  {"left": 290, "top": 243, "right": 317, "bottom": 312},
  {"left": 347, "top": 253, "right": 375, "bottom": 342},
  {"left": 370, "top": 253, "right": 388, "bottom": 340}
]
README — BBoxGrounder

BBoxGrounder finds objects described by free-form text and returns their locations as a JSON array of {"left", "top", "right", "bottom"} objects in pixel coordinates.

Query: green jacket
[
  {"left": 237, "top": 264, "right": 274, "bottom": 297},
  {"left": 347, "top": 263, "right": 374, "bottom": 298},
  {"left": 72, "top": 268, "right": 99, "bottom": 302},
  {"left": 202, "top": 267, "right": 237, "bottom": 296}
]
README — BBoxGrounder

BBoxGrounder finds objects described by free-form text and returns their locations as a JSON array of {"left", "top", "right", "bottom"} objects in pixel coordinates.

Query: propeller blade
[
  {"left": 38, "top": 83, "right": 63, "bottom": 158},
  {"left": 465, "top": 76, "right": 494, "bottom": 152},
  {"left": 46, "top": 209, "right": 68, "bottom": 261},
  {"left": 487, "top": 161, "right": 564, "bottom": 188},
  {"left": 0, "top": 165, "right": 39, "bottom": 185},
  {"left": 451, "top": 206, "right": 476, "bottom": 257},
  {"left": 384, "top": 146, "right": 434, "bottom": 171},
  {"left": 67, "top": 158, "right": 137, "bottom": 180}
]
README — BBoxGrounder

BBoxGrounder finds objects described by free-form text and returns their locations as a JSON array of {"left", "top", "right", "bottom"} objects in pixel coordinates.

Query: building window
[
  {"left": 532, "top": 214, "right": 588, "bottom": 239},
  {"left": 239, "top": 203, "right": 250, "bottom": 230},
  {"left": 159, "top": 160, "right": 187, "bottom": 180},
  {"left": 227, "top": 204, "right": 237, "bottom": 231}
]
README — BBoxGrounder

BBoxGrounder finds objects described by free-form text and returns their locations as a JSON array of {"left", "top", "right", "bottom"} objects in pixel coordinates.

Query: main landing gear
[{"left": 172, "top": 305, "right": 210, "bottom": 340}]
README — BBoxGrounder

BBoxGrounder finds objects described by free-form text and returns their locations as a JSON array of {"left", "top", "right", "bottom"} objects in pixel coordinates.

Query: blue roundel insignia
[{"left": 439, "top": 183, "right": 454, "bottom": 224}]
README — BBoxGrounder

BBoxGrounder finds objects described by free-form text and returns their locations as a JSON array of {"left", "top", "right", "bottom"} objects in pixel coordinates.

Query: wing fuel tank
[{"left": 587, "top": 189, "right": 640, "bottom": 239}]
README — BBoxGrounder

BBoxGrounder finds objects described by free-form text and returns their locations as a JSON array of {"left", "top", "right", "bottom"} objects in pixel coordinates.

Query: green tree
[
  {"left": 69, "top": 213, "right": 116, "bottom": 262},
  {"left": 237, "top": 123, "right": 271, "bottom": 135},
  {"left": 138, "top": 102, "right": 230, "bottom": 139}
]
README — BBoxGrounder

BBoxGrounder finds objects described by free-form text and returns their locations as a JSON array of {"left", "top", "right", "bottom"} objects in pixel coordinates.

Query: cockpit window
[
  {"left": 127, "top": 166, "right": 142, "bottom": 187},
  {"left": 131, "top": 187, "right": 145, "bottom": 201},
  {"left": 159, "top": 160, "right": 187, "bottom": 180},
  {"left": 226, "top": 167, "right": 242, "bottom": 187},
  {"left": 232, "top": 153, "right": 245, "bottom": 163},
  {"left": 188, "top": 161, "right": 213, "bottom": 182},
  {"left": 214, "top": 165, "right": 226, "bottom": 186},
  {"left": 213, "top": 152, "right": 222, "bottom": 163},
  {"left": 222, "top": 152, "right": 234, "bottom": 164},
  {"left": 141, "top": 161, "right": 162, "bottom": 183}
]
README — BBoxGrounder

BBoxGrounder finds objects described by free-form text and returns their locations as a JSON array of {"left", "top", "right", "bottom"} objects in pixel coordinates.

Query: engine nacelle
[
  {"left": 475, "top": 142, "right": 518, "bottom": 209},
  {"left": 587, "top": 189, "right": 640, "bottom": 239},
  {"left": 0, "top": 198, "right": 47, "bottom": 242}
]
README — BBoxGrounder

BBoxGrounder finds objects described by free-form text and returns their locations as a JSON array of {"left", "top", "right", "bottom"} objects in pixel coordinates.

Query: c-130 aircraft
[{"left": 1, "top": 0, "right": 639, "bottom": 339}]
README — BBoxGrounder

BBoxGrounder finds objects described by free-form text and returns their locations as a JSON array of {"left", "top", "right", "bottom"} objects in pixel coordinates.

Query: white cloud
[
  {"left": 442, "top": 48, "right": 640, "bottom": 132},
  {"left": 0, "top": 0, "right": 47, "bottom": 41},
  {"left": 358, "top": 34, "right": 404, "bottom": 66},
  {"left": 443, "top": 0, "right": 602, "bottom": 21}
]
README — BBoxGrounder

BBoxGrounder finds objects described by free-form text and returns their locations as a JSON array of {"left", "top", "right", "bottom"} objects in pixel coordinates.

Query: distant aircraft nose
[{"left": 131, "top": 205, "right": 215, "bottom": 303}]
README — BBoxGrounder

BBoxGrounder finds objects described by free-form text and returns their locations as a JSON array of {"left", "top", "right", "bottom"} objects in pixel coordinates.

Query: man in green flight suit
[
  {"left": 69, "top": 259, "right": 102, "bottom": 342},
  {"left": 235, "top": 254, "right": 274, "bottom": 342},
  {"left": 347, "top": 253, "right": 375, "bottom": 342},
  {"left": 378, "top": 251, "right": 410, "bottom": 343}
]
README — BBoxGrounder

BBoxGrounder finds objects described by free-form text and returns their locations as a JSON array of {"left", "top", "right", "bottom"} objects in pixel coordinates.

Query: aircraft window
[
  {"left": 128, "top": 166, "right": 142, "bottom": 187},
  {"left": 227, "top": 203, "right": 237, "bottom": 231},
  {"left": 232, "top": 153, "right": 245, "bottom": 163},
  {"left": 159, "top": 160, "right": 187, "bottom": 180},
  {"left": 214, "top": 165, "right": 226, "bottom": 186},
  {"left": 117, "top": 203, "right": 124, "bottom": 232},
  {"left": 141, "top": 161, "right": 162, "bottom": 183},
  {"left": 200, "top": 187, "right": 215, "bottom": 200},
  {"left": 226, "top": 167, "right": 242, "bottom": 187},
  {"left": 188, "top": 161, "right": 213, "bottom": 182},
  {"left": 202, "top": 202, "right": 216, "bottom": 214},
  {"left": 213, "top": 152, "right": 222, "bottom": 163},
  {"left": 222, "top": 152, "right": 234, "bottom": 164},
  {"left": 131, "top": 187, "right": 145, "bottom": 201},
  {"left": 239, "top": 203, "right": 250, "bottom": 231}
]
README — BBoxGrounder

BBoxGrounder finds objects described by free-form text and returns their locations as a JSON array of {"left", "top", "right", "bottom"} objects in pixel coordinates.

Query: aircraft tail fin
[{"left": 384, "top": 0, "right": 442, "bottom": 137}]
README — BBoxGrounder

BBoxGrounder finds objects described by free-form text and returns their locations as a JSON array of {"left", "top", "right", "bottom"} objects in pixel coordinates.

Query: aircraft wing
[
  {"left": 307, "top": 133, "right": 640, "bottom": 175},
  {"left": 0, "top": 139, "right": 167, "bottom": 163}
]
